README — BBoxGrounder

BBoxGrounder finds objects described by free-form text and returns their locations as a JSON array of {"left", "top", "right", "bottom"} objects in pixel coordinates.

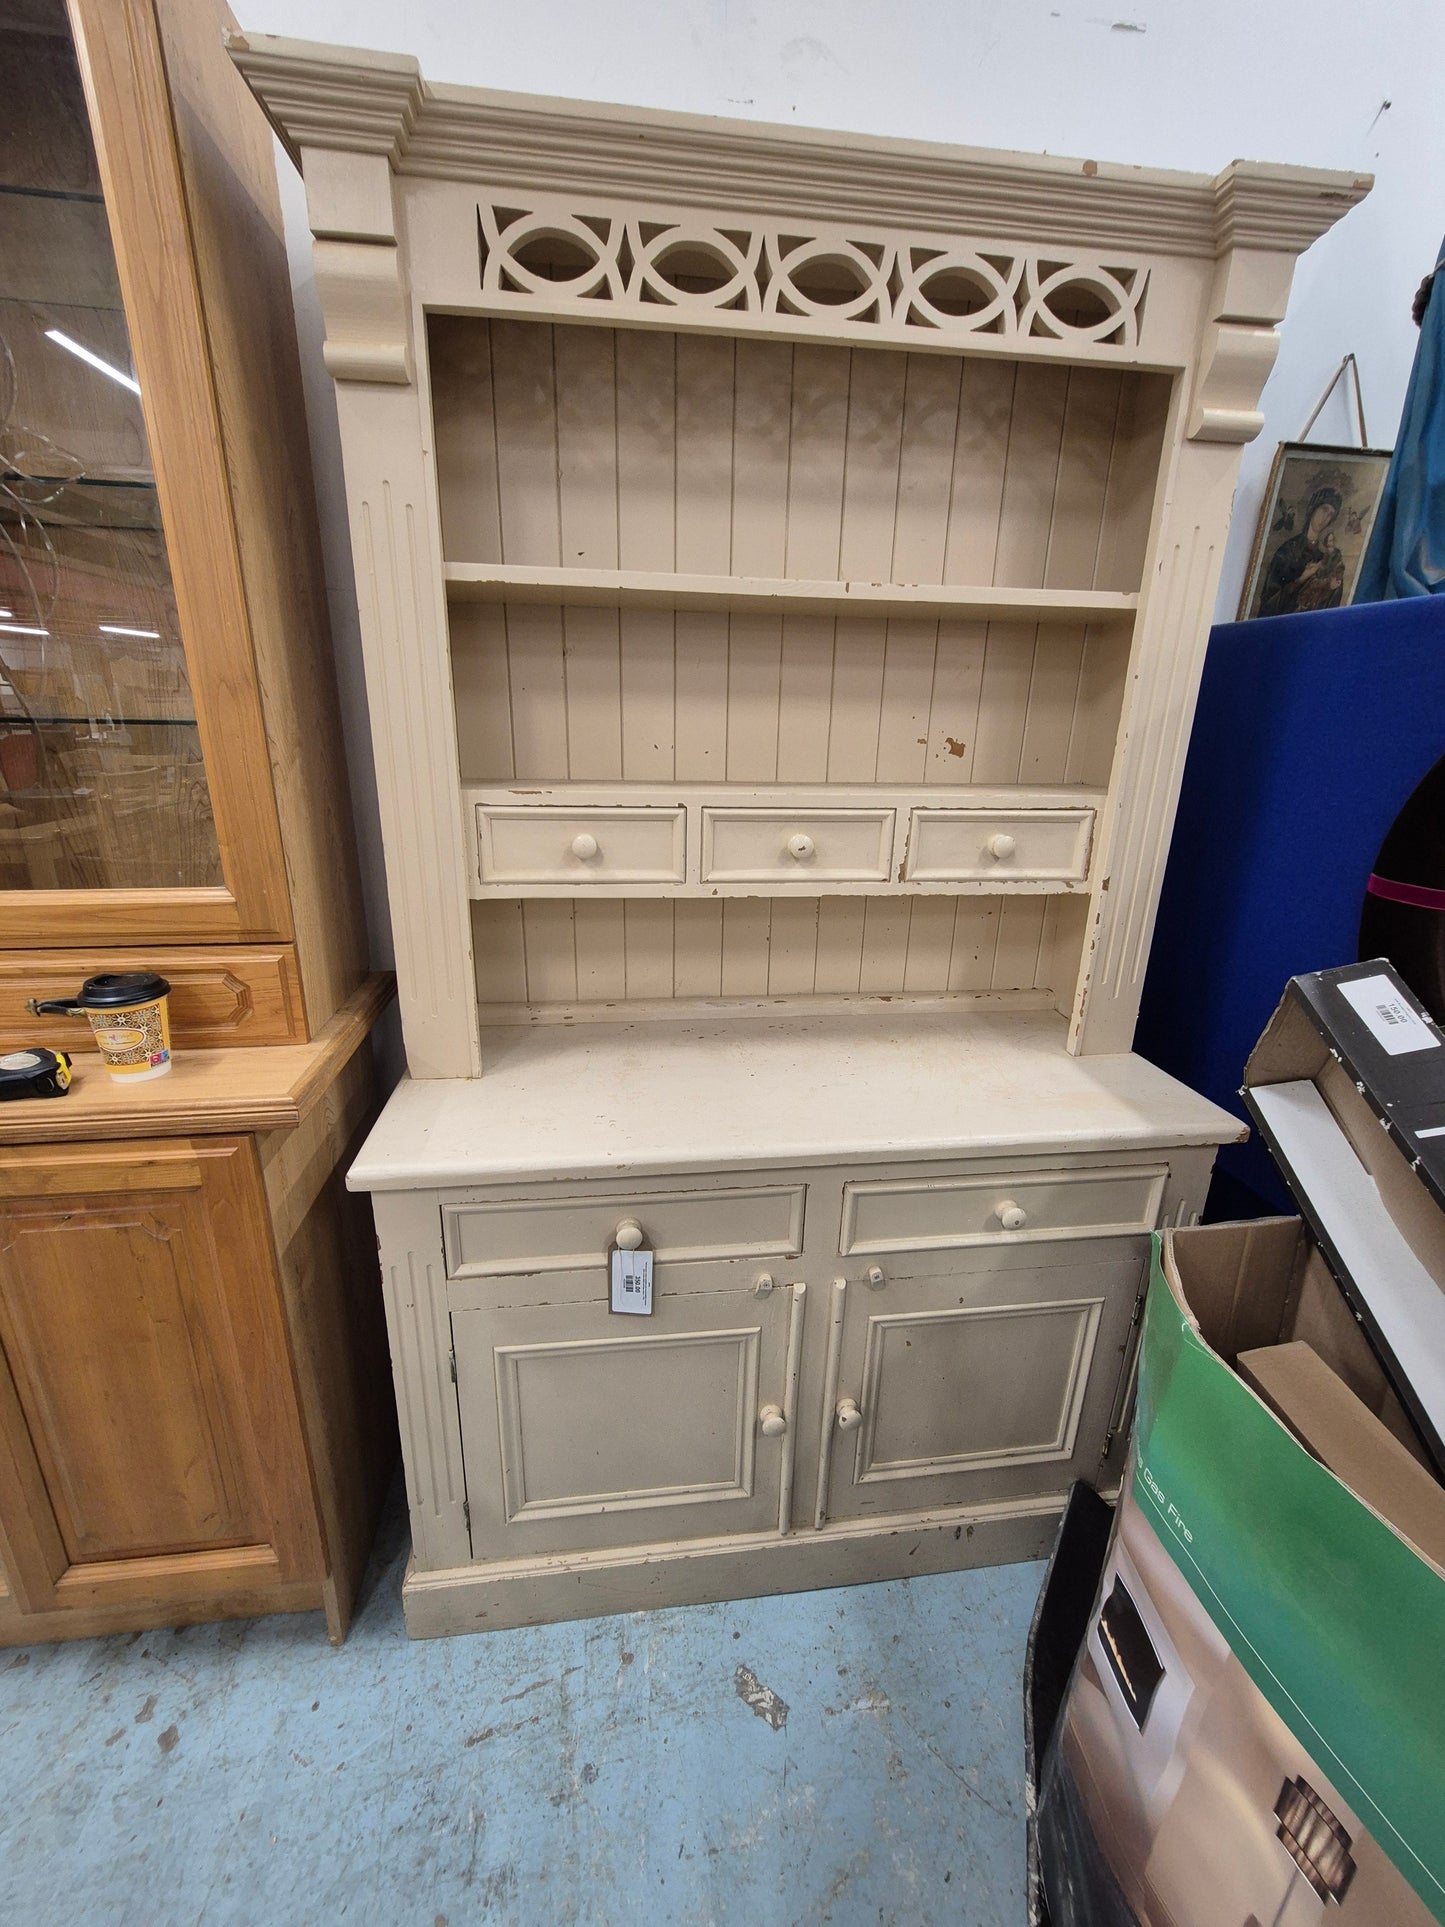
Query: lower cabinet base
[
  {"left": 0, "top": 1578, "right": 327, "bottom": 1648},
  {"left": 400, "top": 1492, "right": 1081, "bottom": 1639},
  {"left": 358, "top": 1021, "right": 1237, "bottom": 1642},
  {"left": 0, "top": 980, "right": 396, "bottom": 1649}
]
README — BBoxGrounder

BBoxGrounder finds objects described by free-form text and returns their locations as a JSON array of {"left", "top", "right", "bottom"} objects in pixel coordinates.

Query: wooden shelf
[
  {"left": 443, "top": 562, "right": 1138, "bottom": 625},
  {"left": 460, "top": 780, "right": 1107, "bottom": 804},
  {"left": 0, "top": 973, "right": 394, "bottom": 1144}
]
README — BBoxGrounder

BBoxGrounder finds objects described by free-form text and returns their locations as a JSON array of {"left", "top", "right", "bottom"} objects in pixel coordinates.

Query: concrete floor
[{"left": 0, "top": 1493, "right": 1042, "bottom": 1926}]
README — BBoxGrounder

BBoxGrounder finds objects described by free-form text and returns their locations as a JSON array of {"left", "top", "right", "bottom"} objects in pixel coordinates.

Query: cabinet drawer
[
  {"left": 700, "top": 808, "right": 894, "bottom": 883},
  {"left": 840, "top": 1165, "right": 1167, "bottom": 1254},
  {"left": 903, "top": 808, "right": 1093, "bottom": 883},
  {"left": 443, "top": 1183, "right": 806, "bottom": 1279},
  {"left": 475, "top": 806, "right": 686, "bottom": 885}
]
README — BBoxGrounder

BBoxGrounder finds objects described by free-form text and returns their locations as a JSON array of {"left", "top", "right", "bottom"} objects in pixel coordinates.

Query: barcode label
[
  {"left": 1337, "top": 973, "right": 1442, "bottom": 1057},
  {"left": 610, "top": 1247, "right": 654, "bottom": 1315}
]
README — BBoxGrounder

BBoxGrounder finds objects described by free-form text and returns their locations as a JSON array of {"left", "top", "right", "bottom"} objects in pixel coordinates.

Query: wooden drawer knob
[
  {"left": 987, "top": 832, "right": 1017, "bottom": 860},
  {"left": 787, "top": 832, "right": 815, "bottom": 860},
  {"left": 836, "top": 1397, "right": 862, "bottom": 1430},
  {"left": 571, "top": 832, "right": 600, "bottom": 860},
  {"left": 759, "top": 1404, "right": 787, "bottom": 1438},
  {"left": 996, "top": 1199, "right": 1028, "bottom": 1230},
  {"left": 614, "top": 1218, "right": 645, "bottom": 1250}
]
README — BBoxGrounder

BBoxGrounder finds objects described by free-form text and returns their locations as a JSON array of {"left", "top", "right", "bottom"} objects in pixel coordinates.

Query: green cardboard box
[{"left": 1038, "top": 963, "right": 1445, "bottom": 1925}]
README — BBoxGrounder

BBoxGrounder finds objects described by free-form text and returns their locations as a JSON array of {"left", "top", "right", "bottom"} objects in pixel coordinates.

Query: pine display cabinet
[
  {"left": 232, "top": 31, "right": 1369, "bottom": 1634},
  {"left": 0, "top": 0, "right": 392, "bottom": 1645}
]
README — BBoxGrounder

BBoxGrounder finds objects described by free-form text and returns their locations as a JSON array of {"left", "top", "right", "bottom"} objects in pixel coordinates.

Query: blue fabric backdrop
[
  {"left": 1134, "top": 595, "right": 1445, "bottom": 1215},
  {"left": 1355, "top": 233, "right": 1445, "bottom": 599}
]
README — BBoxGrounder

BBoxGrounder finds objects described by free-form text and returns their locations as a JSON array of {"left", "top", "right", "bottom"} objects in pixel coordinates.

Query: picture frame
[{"left": 1237, "top": 441, "right": 1393, "bottom": 620}]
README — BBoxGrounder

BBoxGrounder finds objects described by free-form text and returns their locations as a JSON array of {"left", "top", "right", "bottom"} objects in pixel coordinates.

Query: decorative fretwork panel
[{"left": 476, "top": 198, "right": 1150, "bottom": 351}]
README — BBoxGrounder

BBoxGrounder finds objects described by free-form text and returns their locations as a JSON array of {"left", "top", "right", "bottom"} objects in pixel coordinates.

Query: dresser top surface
[{"left": 348, "top": 1006, "right": 1242, "bottom": 1191}]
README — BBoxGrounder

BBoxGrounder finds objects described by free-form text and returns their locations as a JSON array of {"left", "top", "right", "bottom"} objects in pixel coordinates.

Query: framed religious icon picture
[{"left": 1238, "top": 442, "right": 1392, "bottom": 619}]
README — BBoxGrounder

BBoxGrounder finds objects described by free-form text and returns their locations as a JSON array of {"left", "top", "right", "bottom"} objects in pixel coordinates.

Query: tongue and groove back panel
[
  {"left": 469, "top": 894, "right": 1087, "bottom": 1016},
  {"left": 429, "top": 319, "right": 1165, "bottom": 590}
]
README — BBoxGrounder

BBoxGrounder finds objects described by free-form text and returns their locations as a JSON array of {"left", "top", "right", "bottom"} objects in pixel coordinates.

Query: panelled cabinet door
[
  {"left": 0, "top": 1138, "right": 322, "bottom": 1617},
  {"left": 818, "top": 1242, "right": 1143, "bottom": 1526},
  {"left": 452, "top": 1269, "right": 795, "bottom": 1559}
]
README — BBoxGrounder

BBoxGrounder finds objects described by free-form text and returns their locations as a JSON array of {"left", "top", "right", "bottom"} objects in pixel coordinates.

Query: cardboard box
[
  {"left": 1241, "top": 959, "right": 1445, "bottom": 1472},
  {"left": 1035, "top": 963, "right": 1445, "bottom": 1926},
  {"left": 1235, "top": 1340, "right": 1445, "bottom": 1573}
]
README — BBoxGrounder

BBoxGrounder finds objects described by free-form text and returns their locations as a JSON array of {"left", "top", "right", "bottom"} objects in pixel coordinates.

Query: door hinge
[
  {"left": 462, "top": 1498, "right": 470, "bottom": 1531},
  {"left": 449, "top": 1349, "right": 457, "bottom": 1384}
]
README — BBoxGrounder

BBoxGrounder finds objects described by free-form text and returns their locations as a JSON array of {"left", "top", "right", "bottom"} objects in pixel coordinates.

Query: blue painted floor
[{"left": 0, "top": 1493, "right": 1042, "bottom": 1925}]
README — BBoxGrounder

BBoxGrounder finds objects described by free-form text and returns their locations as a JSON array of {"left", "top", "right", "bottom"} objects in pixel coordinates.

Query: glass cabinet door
[{"left": 0, "top": 0, "right": 222, "bottom": 894}]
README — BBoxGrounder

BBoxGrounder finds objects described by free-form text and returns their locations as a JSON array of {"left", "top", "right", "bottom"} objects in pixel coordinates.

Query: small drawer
[
  {"left": 444, "top": 1184, "right": 807, "bottom": 1279},
  {"left": 701, "top": 808, "right": 894, "bottom": 884},
  {"left": 903, "top": 808, "right": 1093, "bottom": 883},
  {"left": 840, "top": 1165, "right": 1167, "bottom": 1254},
  {"left": 476, "top": 805, "right": 686, "bottom": 885}
]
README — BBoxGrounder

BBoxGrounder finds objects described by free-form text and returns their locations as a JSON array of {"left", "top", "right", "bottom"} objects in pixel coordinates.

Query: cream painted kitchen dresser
[{"left": 233, "top": 32, "right": 1367, "bottom": 1635}]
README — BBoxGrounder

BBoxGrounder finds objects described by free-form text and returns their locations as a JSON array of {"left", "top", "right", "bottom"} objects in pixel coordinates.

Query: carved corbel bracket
[
  {"left": 1187, "top": 314, "right": 1279, "bottom": 444},
  {"left": 311, "top": 236, "right": 412, "bottom": 385},
  {"left": 301, "top": 147, "right": 413, "bottom": 386},
  {"left": 1189, "top": 162, "right": 1371, "bottom": 445},
  {"left": 1187, "top": 242, "right": 1294, "bottom": 444}
]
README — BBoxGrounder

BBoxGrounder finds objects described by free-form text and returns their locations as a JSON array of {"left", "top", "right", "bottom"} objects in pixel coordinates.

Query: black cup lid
[{"left": 77, "top": 972, "right": 171, "bottom": 1008}]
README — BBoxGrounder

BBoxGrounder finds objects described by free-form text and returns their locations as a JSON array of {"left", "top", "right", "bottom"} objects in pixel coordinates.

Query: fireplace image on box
[{"left": 1039, "top": 1492, "right": 1433, "bottom": 1926}]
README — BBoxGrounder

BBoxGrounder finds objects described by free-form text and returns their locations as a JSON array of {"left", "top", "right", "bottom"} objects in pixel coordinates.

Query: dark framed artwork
[{"left": 1237, "top": 442, "right": 1392, "bottom": 620}]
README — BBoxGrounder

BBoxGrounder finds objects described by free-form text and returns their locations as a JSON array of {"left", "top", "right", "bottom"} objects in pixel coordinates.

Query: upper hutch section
[{"left": 232, "top": 32, "right": 1368, "bottom": 1077}]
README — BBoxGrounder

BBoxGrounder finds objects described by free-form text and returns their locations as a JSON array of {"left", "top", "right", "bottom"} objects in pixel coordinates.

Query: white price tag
[
  {"left": 1337, "top": 973, "right": 1442, "bottom": 1057},
  {"left": 610, "top": 1246, "right": 654, "bottom": 1315}
]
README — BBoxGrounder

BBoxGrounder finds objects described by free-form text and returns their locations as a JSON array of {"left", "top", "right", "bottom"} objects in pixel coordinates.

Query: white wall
[{"left": 243, "top": 0, "right": 1445, "bottom": 962}]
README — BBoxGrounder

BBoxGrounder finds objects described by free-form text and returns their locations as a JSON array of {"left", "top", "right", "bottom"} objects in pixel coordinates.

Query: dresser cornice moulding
[{"left": 227, "top": 32, "right": 1369, "bottom": 262}]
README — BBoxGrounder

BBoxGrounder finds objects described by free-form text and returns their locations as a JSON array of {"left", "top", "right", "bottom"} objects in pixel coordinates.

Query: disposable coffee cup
[{"left": 30, "top": 972, "right": 173, "bottom": 1082}]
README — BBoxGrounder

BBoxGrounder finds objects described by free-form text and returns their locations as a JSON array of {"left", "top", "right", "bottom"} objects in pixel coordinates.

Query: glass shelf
[
  {"left": 3, "top": 472, "right": 156, "bottom": 487},
  {"left": 2, "top": 716, "right": 199, "bottom": 729},
  {"left": 2, "top": 474, "right": 162, "bottom": 532},
  {"left": 0, "top": 182, "right": 107, "bottom": 207},
  {"left": 0, "top": 290, "right": 126, "bottom": 315}
]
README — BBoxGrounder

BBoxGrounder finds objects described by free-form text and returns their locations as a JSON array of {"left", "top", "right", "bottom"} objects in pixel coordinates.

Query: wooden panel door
[
  {"left": 816, "top": 1240, "right": 1143, "bottom": 1527},
  {"left": 0, "top": 1138, "right": 322, "bottom": 1618},
  {"left": 452, "top": 1270, "right": 802, "bottom": 1560}
]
